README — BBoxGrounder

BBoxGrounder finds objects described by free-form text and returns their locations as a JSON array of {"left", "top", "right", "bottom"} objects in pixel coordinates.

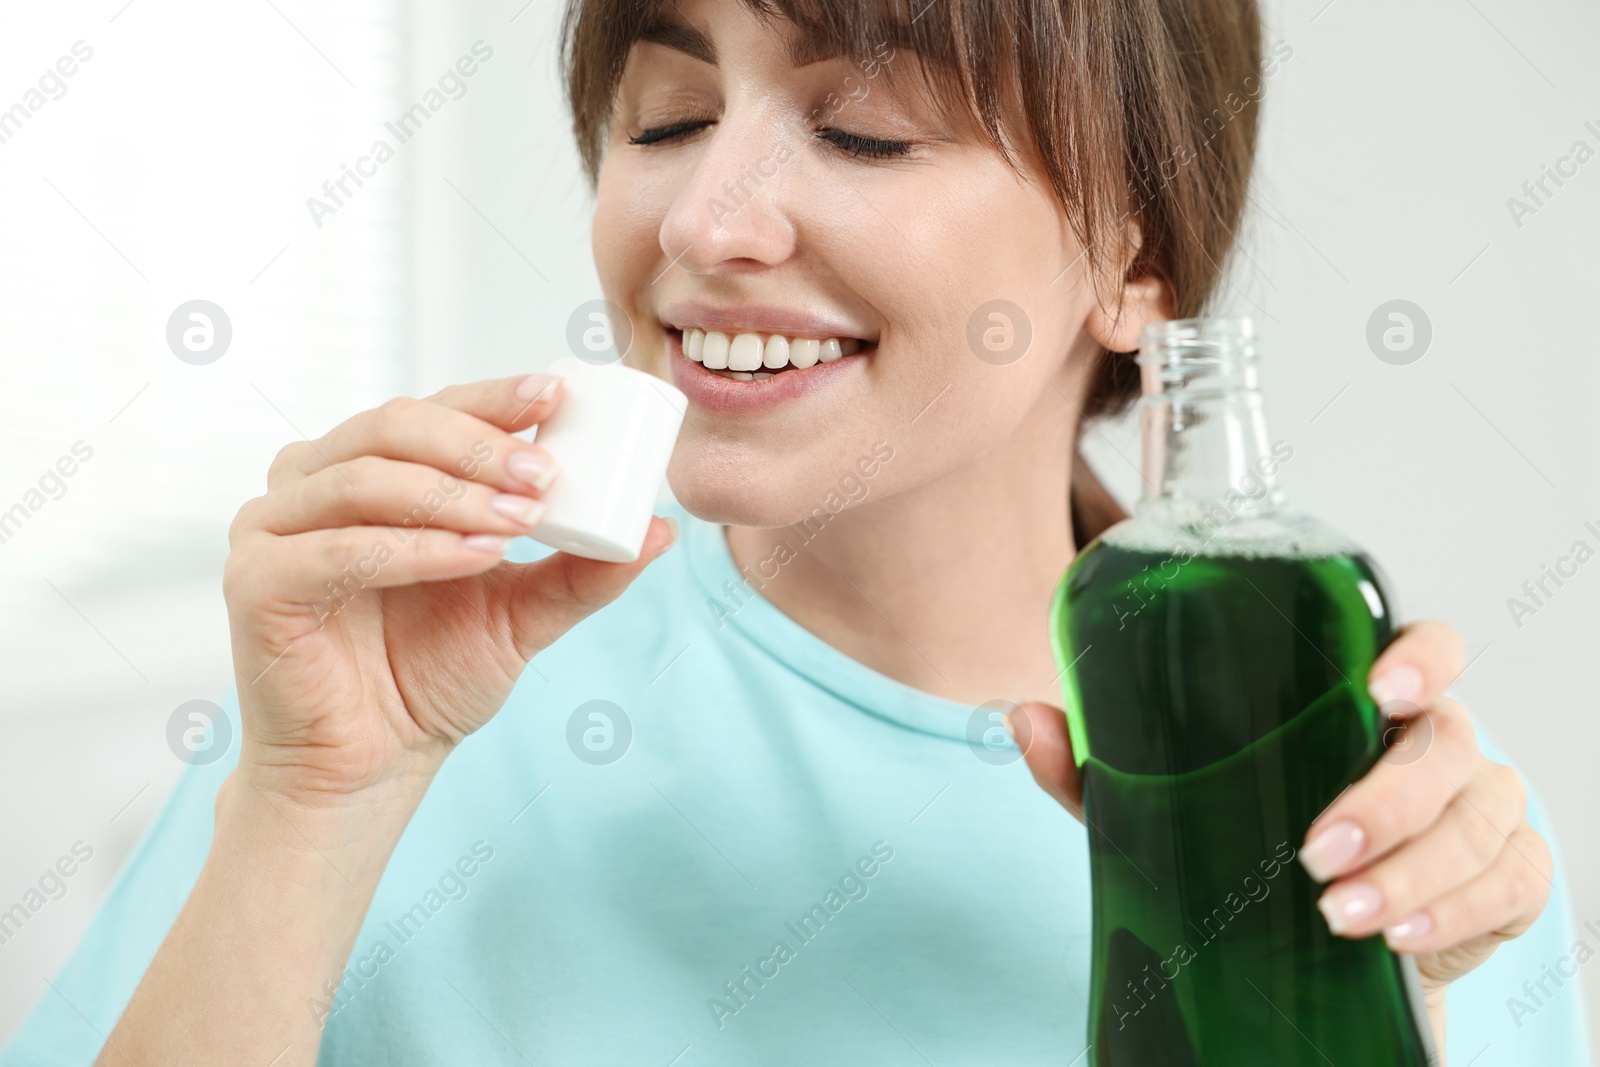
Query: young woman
[{"left": 6, "top": 0, "right": 1587, "bottom": 1064}]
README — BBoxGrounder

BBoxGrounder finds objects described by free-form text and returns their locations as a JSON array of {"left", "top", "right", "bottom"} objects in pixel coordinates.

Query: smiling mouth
[{"left": 670, "top": 327, "right": 876, "bottom": 380}]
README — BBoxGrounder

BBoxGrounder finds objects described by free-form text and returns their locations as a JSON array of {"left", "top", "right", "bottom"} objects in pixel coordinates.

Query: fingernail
[
  {"left": 1300, "top": 819, "right": 1366, "bottom": 881},
  {"left": 508, "top": 449, "right": 560, "bottom": 492},
  {"left": 1001, "top": 712, "right": 1017, "bottom": 742},
  {"left": 1370, "top": 664, "right": 1424, "bottom": 712},
  {"left": 1384, "top": 911, "right": 1433, "bottom": 947},
  {"left": 516, "top": 374, "right": 561, "bottom": 402},
  {"left": 1317, "top": 881, "right": 1383, "bottom": 935},
  {"left": 662, "top": 516, "right": 681, "bottom": 550},
  {"left": 463, "top": 534, "right": 510, "bottom": 554},
  {"left": 490, "top": 494, "right": 546, "bottom": 526}
]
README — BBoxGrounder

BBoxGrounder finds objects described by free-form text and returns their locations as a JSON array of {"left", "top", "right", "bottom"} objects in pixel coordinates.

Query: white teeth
[
  {"left": 701, "top": 330, "right": 730, "bottom": 370},
  {"left": 727, "top": 333, "right": 764, "bottom": 372},
  {"left": 679, "top": 328, "right": 872, "bottom": 377},
  {"left": 762, "top": 334, "right": 790, "bottom": 369}
]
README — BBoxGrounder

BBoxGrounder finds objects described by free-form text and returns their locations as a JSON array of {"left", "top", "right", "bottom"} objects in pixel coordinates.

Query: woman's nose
[{"left": 657, "top": 116, "right": 798, "bottom": 275}]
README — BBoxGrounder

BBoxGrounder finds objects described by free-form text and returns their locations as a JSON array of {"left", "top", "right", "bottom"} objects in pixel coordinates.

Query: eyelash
[
  {"left": 627, "top": 120, "right": 912, "bottom": 160},
  {"left": 627, "top": 120, "right": 711, "bottom": 147},
  {"left": 820, "top": 128, "right": 912, "bottom": 160}
]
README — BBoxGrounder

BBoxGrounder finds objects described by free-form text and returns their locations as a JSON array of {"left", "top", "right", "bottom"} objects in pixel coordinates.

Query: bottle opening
[
  {"left": 1134, "top": 315, "right": 1285, "bottom": 522},
  {"left": 1137, "top": 316, "right": 1259, "bottom": 399}
]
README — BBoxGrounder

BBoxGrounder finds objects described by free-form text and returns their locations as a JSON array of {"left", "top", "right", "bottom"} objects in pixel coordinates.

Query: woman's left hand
[{"left": 1012, "top": 619, "right": 1554, "bottom": 1047}]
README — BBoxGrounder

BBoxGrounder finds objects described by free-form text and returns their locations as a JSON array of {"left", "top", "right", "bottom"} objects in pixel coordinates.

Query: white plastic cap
[{"left": 526, "top": 356, "right": 688, "bottom": 563}]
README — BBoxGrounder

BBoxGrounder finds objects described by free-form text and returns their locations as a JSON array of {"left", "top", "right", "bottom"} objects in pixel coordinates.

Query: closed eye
[
  {"left": 627, "top": 119, "right": 714, "bottom": 146},
  {"left": 627, "top": 120, "right": 913, "bottom": 161},
  {"left": 816, "top": 128, "right": 912, "bottom": 160}
]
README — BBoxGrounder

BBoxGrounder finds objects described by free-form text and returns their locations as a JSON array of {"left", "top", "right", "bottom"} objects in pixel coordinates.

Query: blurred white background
[{"left": 1, "top": 0, "right": 1596, "bottom": 1051}]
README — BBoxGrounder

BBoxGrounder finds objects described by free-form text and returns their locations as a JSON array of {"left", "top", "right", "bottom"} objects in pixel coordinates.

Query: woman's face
[{"left": 593, "top": 0, "right": 1139, "bottom": 527}]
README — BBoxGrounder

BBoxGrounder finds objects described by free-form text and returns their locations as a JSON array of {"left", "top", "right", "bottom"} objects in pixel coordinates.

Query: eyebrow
[
  {"left": 639, "top": 18, "right": 719, "bottom": 65},
  {"left": 638, "top": 14, "right": 910, "bottom": 69}
]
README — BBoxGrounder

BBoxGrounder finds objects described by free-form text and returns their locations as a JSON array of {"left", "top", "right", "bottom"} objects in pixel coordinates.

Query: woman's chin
[
  {"left": 667, "top": 479, "right": 793, "bottom": 529},
  {"left": 666, "top": 461, "right": 831, "bottom": 530}
]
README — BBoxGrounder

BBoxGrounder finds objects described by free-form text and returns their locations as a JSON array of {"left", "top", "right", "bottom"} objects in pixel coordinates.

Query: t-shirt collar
[{"left": 678, "top": 503, "right": 989, "bottom": 744}]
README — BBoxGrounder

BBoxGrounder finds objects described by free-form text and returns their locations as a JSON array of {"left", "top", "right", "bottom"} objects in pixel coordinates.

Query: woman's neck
[{"left": 724, "top": 360, "right": 1120, "bottom": 709}]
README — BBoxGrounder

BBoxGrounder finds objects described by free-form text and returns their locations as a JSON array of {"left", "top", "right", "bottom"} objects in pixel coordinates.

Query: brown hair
[{"left": 560, "top": 0, "right": 1262, "bottom": 420}]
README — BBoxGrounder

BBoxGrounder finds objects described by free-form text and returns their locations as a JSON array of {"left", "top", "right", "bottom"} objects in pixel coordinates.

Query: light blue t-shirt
[{"left": 4, "top": 500, "right": 1592, "bottom": 1065}]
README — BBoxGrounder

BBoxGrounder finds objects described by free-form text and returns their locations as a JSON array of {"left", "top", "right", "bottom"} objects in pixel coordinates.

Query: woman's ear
[
  {"left": 1086, "top": 268, "right": 1175, "bottom": 353},
  {"left": 1083, "top": 216, "right": 1175, "bottom": 352}
]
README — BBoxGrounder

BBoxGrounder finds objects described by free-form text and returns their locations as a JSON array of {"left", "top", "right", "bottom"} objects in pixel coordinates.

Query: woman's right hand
[{"left": 222, "top": 372, "right": 678, "bottom": 808}]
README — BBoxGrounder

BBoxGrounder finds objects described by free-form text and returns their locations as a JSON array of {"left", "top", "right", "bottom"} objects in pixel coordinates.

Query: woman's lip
[{"left": 665, "top": 331, "right": 869, "bottom": 415}]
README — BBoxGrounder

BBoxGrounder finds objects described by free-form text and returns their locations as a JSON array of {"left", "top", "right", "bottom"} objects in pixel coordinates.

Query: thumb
[
  {"left": 1010, "top": 700, "right": 1084, "bottom": 821},
  {"left": 495, "top": 514, "right": 680, "bottom": 660}
]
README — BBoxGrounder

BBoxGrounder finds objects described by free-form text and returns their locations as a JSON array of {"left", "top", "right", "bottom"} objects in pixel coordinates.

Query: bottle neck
[{"left": 1135, "top": 318, "right": 1285, "bottom": 526}]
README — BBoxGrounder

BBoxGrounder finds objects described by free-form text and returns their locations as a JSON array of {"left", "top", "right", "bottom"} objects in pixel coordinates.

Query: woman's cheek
[
  {"left": 590, "top": 175, "right": 631, "bottom": 293},
  {"left": 594, "top": 154, "right": 671, "bottom": 268}
]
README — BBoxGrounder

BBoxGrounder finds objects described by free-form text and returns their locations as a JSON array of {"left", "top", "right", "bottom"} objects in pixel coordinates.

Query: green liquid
[{"left": 1050, "top": 536, "right": 1436, "bottom": 1066}]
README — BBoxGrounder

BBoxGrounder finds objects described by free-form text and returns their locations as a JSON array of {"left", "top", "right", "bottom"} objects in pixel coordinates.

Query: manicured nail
[
  {"left": 661, "top": 516, "right": 681, "bottom": 550},
  {"left": 1300, "top": 819, "right": 1366, "bottom": 882},
  {"left": 508, "top": 449, "right": 559, "bottom": 492},
  {"left": 1370, "top": 664, "right": 1424, "bottom": 712},
  {"left": 516, "top": 374, "right": 561, "bottom": 402},
  {"left": 463, "top": 534, "right": 510, "bottom": 554},
  {"left": 490, "top": 494, "right": 546, "bottom": 526},
  {"left": 1318, "top": 881, "right": 1382, "bottom": 935},
  {"left": 1384, "top": 911, "right": 1433, "bottom": 947},
  {"left": 1001, "top": 711, "right": 1017, "bottom": 742}
]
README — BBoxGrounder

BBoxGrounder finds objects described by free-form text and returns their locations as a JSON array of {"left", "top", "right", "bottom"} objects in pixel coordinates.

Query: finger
[
  {"left": 1313, "top": 760, "right": 1527, "bottom": 938},
  {"left": 224, "top": 525, "right": 513, "bottom": 614},
  {"left": 1010, "top": 701, "right": 1083, "bottom": 816},
  {"left": 1299, "top": 696, "right": 1479, "bottom": 882},
  {"left": 494, "top": 515, "right": 682, "bottom": 661},
  {"left": 1379, "top": 824, "right": 1553, "bottom": 956},
  {"left": 239, "top": 456, "right": 549, "bottom": 538},
  {"left": 423, "top": 372, "right": 563, "bottom": 433},
  {"left": 272, "top": 395, "right": 561, "bottom": 496},
  {"left": 1369, "top": 619, "right": 1466, "bottom": 718}
]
